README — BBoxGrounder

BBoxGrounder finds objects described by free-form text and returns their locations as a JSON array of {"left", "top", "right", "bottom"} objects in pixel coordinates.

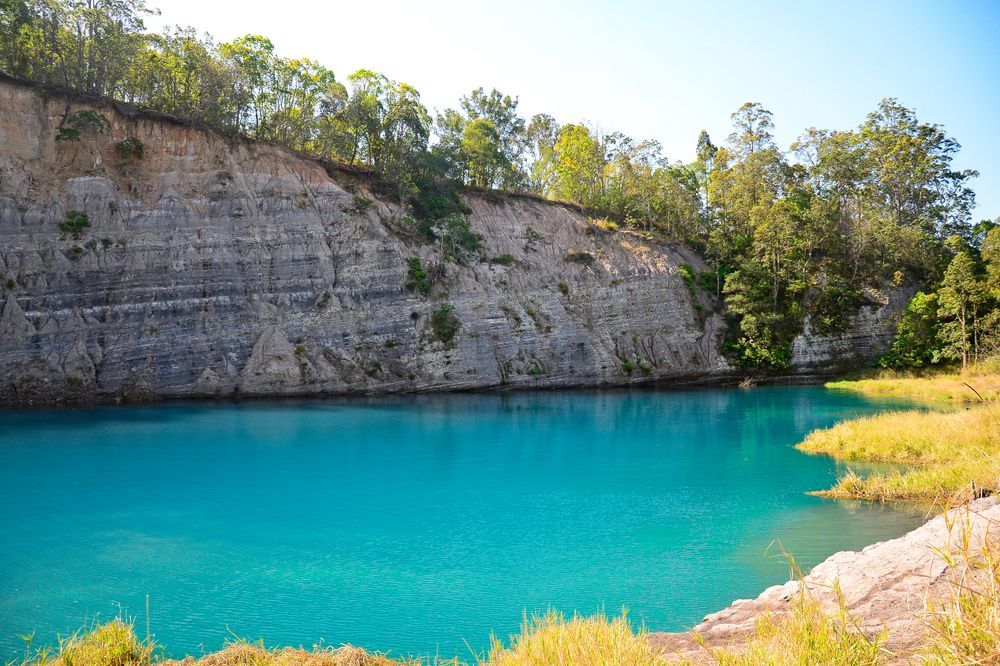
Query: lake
[{"left": 0, "top": 386, "right": 926, "bottom": 660}]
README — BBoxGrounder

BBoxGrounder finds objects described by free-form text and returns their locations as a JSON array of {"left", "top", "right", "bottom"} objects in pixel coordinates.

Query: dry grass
[
  {"left": 160, "top": 642, "right": 417, "bottom": 666},
  {"left": 698, "top": 588, "right": 886, "bottom": 665},
  {"left": 797, "top": 401, "right": 1000, "bottom": 502},
  {"left": 19, "top": 618, "right": 155, "bottom": 666},
  {"left": 920, "top": 505, "right": 1000, "bottom": 664},
  {"left": 825, "top": 363, "right": 1000, "bottom": 404},
  {"left": 11, "top": 613, "right": 664, "bottom": 666}
]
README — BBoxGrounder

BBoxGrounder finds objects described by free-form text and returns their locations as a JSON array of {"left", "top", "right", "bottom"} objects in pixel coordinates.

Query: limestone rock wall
[{"left": 0, "top": 78, "right": 735, "bottom": 404}]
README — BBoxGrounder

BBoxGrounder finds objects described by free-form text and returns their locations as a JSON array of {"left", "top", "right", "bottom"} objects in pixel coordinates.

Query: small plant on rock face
[
  {"left": 558, "top": 281, "right": 570, "bottom": 296},
  {"left": 406, "top": 257, "right": 432, "bottom": 296},
  {"left": 5, "top": 279, "right": 14, "bottom": 290},
  {"left": 678, "top": 263, "right": 697, "bottom": 298},
  {"left": 430, "top": 303, "right": 461, "bottom": 345},
  {"left": 350, "top": 194, "right": 373, "bottom": 214},
  {"left": 59, "top": 211, "right": 89, "bottom": 239},
  {"left": 56, "top": 127, "right": 81, "bottom": 141},
  {"left": 115, "top": 136, "right": 144, "bottom": 159},
  {"left": 489, "top": 254, "right": 516, "bottom": 266}
]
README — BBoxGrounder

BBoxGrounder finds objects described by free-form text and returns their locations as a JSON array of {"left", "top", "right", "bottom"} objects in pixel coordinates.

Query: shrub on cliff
[
  {"left": 406, "top": 257, "right": 432, "bottom": 296},
  {"left": 58, "top": 211, "right": 89, "bottom": 239},
  {"left": 430, "top": 304, "right": 461, "bottom": 345},
  {"left": 115, "top": 136, "right": 145, "bottom": 159}
]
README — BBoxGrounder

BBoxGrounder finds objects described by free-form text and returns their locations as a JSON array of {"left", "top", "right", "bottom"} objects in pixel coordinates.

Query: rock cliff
[{"left": 0, "top": 77, "right": 899, "bottom": 405}]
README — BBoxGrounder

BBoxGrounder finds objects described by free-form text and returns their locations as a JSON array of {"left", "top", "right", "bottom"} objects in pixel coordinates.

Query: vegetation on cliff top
[{"left": 1, "top": 0, "right": 995, "bottom": 370}]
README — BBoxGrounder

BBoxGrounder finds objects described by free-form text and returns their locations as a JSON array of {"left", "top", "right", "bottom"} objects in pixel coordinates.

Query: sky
[{"left": 147, "top": 0, "right": 1000, "bottom": 220}]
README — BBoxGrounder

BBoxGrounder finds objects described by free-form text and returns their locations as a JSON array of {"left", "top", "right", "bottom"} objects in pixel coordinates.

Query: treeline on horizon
[{"left": 1, "top": 0, "right": 998, "bottom": 370}]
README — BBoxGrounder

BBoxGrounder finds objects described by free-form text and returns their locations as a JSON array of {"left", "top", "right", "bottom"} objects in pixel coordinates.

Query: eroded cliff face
[
  {"left": 0, "top": 79, "right": 901, "bottom": 405},
  {"left": 0, "top": 79, "right": 736, "bottom": 404}
]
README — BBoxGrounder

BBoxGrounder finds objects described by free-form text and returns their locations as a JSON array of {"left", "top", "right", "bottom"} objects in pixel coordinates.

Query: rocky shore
[{"left": 650, "top": 497, "right": 1000, "bottom": 663}]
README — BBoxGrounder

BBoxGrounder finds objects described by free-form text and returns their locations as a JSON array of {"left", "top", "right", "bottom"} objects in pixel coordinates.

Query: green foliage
[
  {"left": 115, "top": 136, "right": 144, "bottom": 158},
  {"left": 5, "top": 278, "right": 15, "bottom": 290},
  {"left": 727, "top": 337, "right": 793, "bottom": 370},
  {"left": 350, "top": 194, "right": 372, "bottom": 213},
  {"left": 405, "top": 256, "right": 431, "bottom": 296},
  {"left": 621, "top": 360, "right": 634, "bottom": 374},
  {"left": 557, "top": 281, "right": 569, "bottom": 296},
  {"left": 70, "top": 109, "right": 110, "bottom": 132},
  {"left": 439, "top": 214, "right": 481, "bottom": 263},
  {"left": 937, "top": 244, "right": 988, "bottom": 370},
  {"left": 489, "top": 254, "right": 516, "bottom": 266},
  {"left": 430, "top": 303, "right": 461, "bottom": 345},
  {"left": 407, "top": 170, "right": 469, "bottom": 223},
  {"left": 58, "top": 210, "right": 89, "bottom": 238},
  {"left": 56, "top": 110, "right": 111, "bottom": 141},
  {"left": 678, "top": 263, "right": 697, "bottom": 298},
  {"left": 55, "top": 126, "right": 80, "bottom": 141},
  {"left": 879, "top": 292, "right": 942, "bottom": 369}
]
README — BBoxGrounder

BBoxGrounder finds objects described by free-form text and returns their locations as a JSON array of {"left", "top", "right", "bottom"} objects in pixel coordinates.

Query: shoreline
[
  {"left": 0, "top": 369, "right": 851, "bottom": 411},
  {"left": 649, "top": 496, "right": 1000, "bottom": 663}
]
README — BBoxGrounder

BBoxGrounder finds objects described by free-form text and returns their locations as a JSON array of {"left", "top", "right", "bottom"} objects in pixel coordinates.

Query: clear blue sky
[{"left": 149, "top": 0, "right": 1000, "bottom": 220}]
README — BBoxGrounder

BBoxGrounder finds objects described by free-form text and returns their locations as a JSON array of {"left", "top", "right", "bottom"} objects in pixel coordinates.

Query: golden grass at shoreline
[
  {"left": 824, "top": 365, "right": 1000, "bottom": 404},
  {"left": 801, "top": 361, "right": 1000, "bottom": 502},
  {"left": 797, "top": 401, "right": 999, "bottom": 502}
]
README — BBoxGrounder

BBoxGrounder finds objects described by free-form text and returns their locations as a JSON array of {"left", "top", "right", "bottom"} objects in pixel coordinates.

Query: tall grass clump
[
  {"left": 484, "top": 610, "right": 666, "bottom": 666},
  {"left": 17, "top": 618, "right": 155, "bottom": 666}
]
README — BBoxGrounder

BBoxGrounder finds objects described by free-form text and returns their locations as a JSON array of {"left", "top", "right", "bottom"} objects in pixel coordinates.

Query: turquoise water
[{"left": 0, "top": 387, "right": 925, "bottom": 660}]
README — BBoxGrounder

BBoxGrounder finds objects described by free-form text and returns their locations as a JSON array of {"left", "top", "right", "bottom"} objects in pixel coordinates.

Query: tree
[
  {"left": 551, "top": 123, "right": 603, "bottom": 204},
  {"left": 861, "top": 98, "right": 977, "bottom": 237},
  {"left": 217, "top": 34, "right": 277, "bottom": 132},
  {"left": 879, "top": 292, "right": 941, "bottom": 368},
  {"left": 937, "top": 241, "right": 986, "bottom": 370},
  {"left": 433, "top": 87, "right": 527, "bottom": 190},
  {"left": 728, "top": 102, "right": 775, "bottom": 158},
  {"left": 524, "top": 113, "right": 559, "bottom": 193},
  {"left": 461, "top": 117, "right": 502, "bottom": 188}
]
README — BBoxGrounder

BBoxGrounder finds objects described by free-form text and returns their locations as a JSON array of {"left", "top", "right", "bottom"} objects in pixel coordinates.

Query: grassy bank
[
  {"left": 798, "top": 367, "right": 1000, "bottom": 502},
  {"left": 18, "top": 576, "right": 994, "bottom": 666},
  {"left": 824, "top": 363, "right": 1000, "bottom": 404},
  {"left": 7, "top": 603, "right": 888, "bottom": 666},
  {"left": 797, "top": 402, "right": 1000, "bottom": 501}
]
